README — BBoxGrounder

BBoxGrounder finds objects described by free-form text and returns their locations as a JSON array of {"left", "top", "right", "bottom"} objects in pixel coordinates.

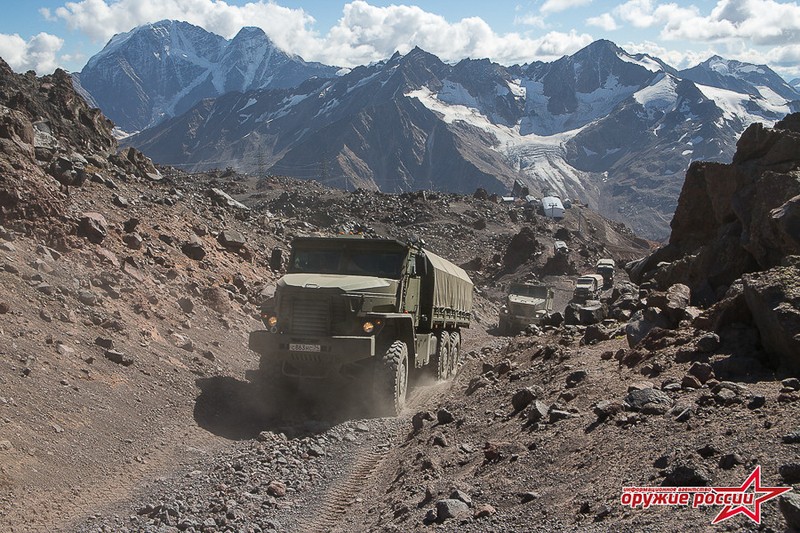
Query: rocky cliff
[
  {"left": 0, "top": 57, "right": 160, "bottom": 226},
  {"left": 630, "top": 113, "right": 800, "bottom": 374}
]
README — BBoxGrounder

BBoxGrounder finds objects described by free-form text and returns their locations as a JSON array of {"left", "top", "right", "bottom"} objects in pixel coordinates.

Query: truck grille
[{"left": 290, "top": 296, "right": 330, "bottom": 337}]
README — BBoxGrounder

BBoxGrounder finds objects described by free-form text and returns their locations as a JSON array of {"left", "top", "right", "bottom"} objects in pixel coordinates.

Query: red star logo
[{"left": 711, "top": 466, "right": 793, "bottom": 524}]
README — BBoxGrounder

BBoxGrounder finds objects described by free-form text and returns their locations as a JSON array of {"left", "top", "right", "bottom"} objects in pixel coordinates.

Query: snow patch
[
  {"left": 508, "top": 79, "right": 526, "bottom": 98},
  {"left": 437, "top": 81, "right": 480, "bottom": 108},
  {"left": 239, "top": 98, "right": 258, "bottom": 112},
  {"left": 696, "top": 83, "right": 788, "bottom": 126},
  {"left": 634, "top": 75, "right": 677, "bottom": 114},
  {"left": 406, "top": 86, "right": 588, "bottom": 196},
  {"left": 618, "top": 53, "right": 662, "bottom": 73}
]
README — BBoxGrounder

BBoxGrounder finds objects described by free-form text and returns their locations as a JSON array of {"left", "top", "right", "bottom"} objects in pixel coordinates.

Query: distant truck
[
  {"left": 499, "top": 283, "right": 554, "bottom": 334},
  {"left": 554, "top": 240, "right": 569, "bottom": 254},
  {"left": 573, "top": 274, "right": 604, "bottom": 302},
  {"left": 595, "top": 259, "right": 616, "bottom": 287},
  {"left": 249, "top": 236, "right": 473, "bottom": 415}
]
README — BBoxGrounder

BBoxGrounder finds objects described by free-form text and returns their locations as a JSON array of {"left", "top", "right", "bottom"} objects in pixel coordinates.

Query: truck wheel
[
  {"left": 434, "top": 330, "right": 451, "bottom": 381},
  {"left": 373, "top": 340, "right": 408, "bottom": 416},
  {"left": 498, "top": 316, "right": 508, "bottom": 335},
  {"left": 448, "top": 331, "right": 461, "bottom": 377}
]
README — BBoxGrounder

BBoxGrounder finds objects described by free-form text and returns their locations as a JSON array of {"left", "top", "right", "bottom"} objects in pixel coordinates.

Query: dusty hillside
[{"left": 1, "top": 62, "right": 798, "bottom": 533}]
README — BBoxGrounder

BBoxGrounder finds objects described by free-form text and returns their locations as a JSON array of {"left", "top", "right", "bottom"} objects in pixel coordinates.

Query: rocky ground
[{"left": 1, "top": 61, "right": 799, "bottom": 533}]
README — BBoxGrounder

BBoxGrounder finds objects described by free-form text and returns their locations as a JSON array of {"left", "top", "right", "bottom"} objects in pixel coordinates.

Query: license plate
[{"left": 289, "top": 343, "right": 321, "bottom": 352}]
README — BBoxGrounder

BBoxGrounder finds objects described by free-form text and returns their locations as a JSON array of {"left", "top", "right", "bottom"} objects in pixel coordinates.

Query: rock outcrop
[
  {"left": 630, "top": 114, "right": 800, "bottom": 302},
  {"left": 629, "top": 113, "right": 800, "bottom": 375},
  {"left": 0, "top": 57, "right": 155, "bottom": 224}
]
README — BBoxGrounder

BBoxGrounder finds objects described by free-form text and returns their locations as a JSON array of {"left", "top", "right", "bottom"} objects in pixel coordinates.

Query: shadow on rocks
[
  {"left": 193, "top": 374, "right": 376, "bottom": 441},
  {"left": 193, "top": 376, "right": 283, "bottom": 441}
]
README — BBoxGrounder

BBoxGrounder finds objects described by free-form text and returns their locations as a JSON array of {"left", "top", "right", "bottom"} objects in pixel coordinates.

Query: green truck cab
[
  {"left": 498, "top": 283, "right": 554, "bottom": 334},
  {"left": 249, "top": 236, "right": 473, "bottom": 415}
]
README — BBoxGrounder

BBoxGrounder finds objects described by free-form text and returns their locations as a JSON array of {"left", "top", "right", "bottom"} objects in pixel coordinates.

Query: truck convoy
[
  {"left": 249, "top": 236, "right": 473, "bottom": 416},
  {"left": 498, "top": 283, "right": 554, "bottom": 334}
]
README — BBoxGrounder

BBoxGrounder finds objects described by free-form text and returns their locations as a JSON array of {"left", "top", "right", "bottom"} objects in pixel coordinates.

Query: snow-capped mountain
[
  {"left": 125, "top": 40, "right": 796, "bottom": 240},
  {"left": 74, "top": 20, "right": 338, "bottom": 133},
  {"left": 679, "top": 56, "right": 800, "bottom": 102}
]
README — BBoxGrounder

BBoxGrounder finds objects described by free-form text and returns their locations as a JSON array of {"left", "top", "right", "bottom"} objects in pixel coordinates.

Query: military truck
[
  {"left": 249, "top": 236, "right": 473, "bottom": 415},
  {"left": 498, "top": 283, "right": 554, "bottom": 334},
  {"left": 595, "top": 258, "right": 615, "bottom": 287},
  {"left": 573, "top": 274, "right": 604, "bottom": 302}
]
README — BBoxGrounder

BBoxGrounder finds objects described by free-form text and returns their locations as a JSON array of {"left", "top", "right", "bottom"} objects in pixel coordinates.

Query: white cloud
[
  {"left": 613, "top": 0, "right": 800, "bottom": 80},
  {"left": 48, "top": 0, "right": 593, "bottom": 67},
  {"left": 52, "top": 0, "right": 319, "bottom": 46},
  {"left": 541, "top": 0, "right": 593, "bottom": 16},
  {"left": 622, "top": 38, "right": 800, "bottom": 80},
  {"left": 623, "top": 40, "right": 712, "bottom": 69},
  {"left": 514, "top": 13, "right": 547, "bottom": 29},
  {"left": 316, "top": 1, "right": 590, "bottom": 65},
  {"left": 587, "top": 13, "right": 619, "bottom": 31},
  {"left": 612, "top": 0, "right": 800, "bottom": 47},
  {"left": 0, "top": 32, "right": 65, "bottom": 74},
  {"left": 614, "top": 0, "right": 659, "bottom": 28}
]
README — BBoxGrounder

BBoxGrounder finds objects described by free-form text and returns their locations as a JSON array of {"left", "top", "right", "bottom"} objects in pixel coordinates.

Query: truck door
[
  {"left": 400, "top": 253, "right": 423, "bottom": 326},
  {"left": 403, "top": 276, "right": 421, "bottom": 325}
]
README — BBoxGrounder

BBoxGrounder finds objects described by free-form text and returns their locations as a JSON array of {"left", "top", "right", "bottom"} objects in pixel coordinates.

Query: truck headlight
[
  {"left": 362, "top": 321, "right": 375, "bottom": 333},
  {"left": 267, "top": 316, "right": 278, "bottom": 328}
]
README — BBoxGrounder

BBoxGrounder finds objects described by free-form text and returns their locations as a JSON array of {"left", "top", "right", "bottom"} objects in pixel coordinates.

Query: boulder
[
  {"left": 181, "top": 235, "right": 206, "bottom": 261},
  {"left": 593, "top": 400, "right": 624, "bottom": 421},
  {"left": 624, "top": 388, "right": 673, "bottom": 414},
  {"left": 218, "top": 230, "right": 247, "bottom": 250},
  {"left": 565, "top": 301, "right": 606, "bottom": 326},
  {"left": 511, "top": 388, "right": 537, "bottom": 412},
  {"left": 502, "top": 227, "right": 541, "bottom": 271},
  {"left": 780, "top": 493, "right": 800, "bottom": 530},
  {"left": 122, "top": 232, "right": 143, "bottom": 250},
  {"left": 688, "top": 362, "right": 714, "bottom": 384},
  {"left": 527, "top": 401, "right": 549, "bottom": 423},
  {"left": 436, "top": 408, "right": 454, "bottom": 424},
  {"left": 209, "top": 188, "right": 249, "bottom": 210},
  {"left": 648, "top": 284, "right": 690, "bottom": 325},
  {"left": 435, "top": 499, "right": 470, "bottom": 521},
  {"left": 661, "top": 462, "right": 711, "bottom": 487},
  {"left": 769, "top": 194, "right": 800, "bottom": 259},
  {"left": 626, "top": 308, "right": 672, "bottom": 348},
  {"left": 78, "top": 212, "right": 108, "bottom": 244},
  {"left": 742, "top": 265, "right": 800, "bottom": 374}
]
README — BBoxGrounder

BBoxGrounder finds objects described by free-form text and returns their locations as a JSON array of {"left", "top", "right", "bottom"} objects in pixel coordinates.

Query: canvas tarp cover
[{"left": 423, "top": 249, "right": 474, "bottom": 314}]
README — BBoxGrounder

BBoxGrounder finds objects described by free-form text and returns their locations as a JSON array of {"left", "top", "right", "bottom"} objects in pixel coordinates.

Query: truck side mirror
[{"left": 415, "top": 254, "right": 429, "bottom": 277}]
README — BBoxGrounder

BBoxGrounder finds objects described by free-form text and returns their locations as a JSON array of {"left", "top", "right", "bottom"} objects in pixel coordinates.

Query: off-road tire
[
  {"left": 373, "top": 340, "right": 409, "bottom": 416},
  {"left": 448, "top": 330, "right": 461, "bottom": 377},
  {"left": 434, "top": 329, "right": 451, "bottom": 380},
  {"left": 498, "top": 315, "right": 509, "bottom": 335}
]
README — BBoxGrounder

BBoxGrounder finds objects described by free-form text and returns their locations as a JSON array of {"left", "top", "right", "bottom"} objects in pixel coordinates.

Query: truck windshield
[
  {"left": 510, "top": 284, "right": 547, "bottom": 297},
  {"left": 290, "top": 248, "right": 406, "bottom": 279}
]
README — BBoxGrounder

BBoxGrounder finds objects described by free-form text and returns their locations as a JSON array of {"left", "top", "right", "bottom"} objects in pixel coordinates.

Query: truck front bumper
[{"left": 249, "top": 330, "right": 376, "bottom": 378}]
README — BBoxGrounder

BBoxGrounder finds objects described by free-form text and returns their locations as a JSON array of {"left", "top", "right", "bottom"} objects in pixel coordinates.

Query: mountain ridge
[
  {"left": 75, "top": 20, "right": 339, "bottom": 133},
  {"left": 121, "top": 37, "right": 799, "bottom": 240}
]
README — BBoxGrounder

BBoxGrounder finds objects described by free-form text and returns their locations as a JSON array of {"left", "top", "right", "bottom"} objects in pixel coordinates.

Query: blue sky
[{"left": 0, "top": 0, "right": 798, "bottom": 80}]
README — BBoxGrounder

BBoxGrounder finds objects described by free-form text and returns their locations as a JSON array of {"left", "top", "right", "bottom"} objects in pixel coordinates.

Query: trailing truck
[
  {"left": 573, "top": 274, "right": 605, "bottom": 302},
  {"left": 249, "top": 236, "right": 473, "bottom": 415},
  {"left": 498, "top": 283, "right": 554, "bottom": 334},
  {"left": 595, "top": 258, "right": 616, "bottom": 287}
]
